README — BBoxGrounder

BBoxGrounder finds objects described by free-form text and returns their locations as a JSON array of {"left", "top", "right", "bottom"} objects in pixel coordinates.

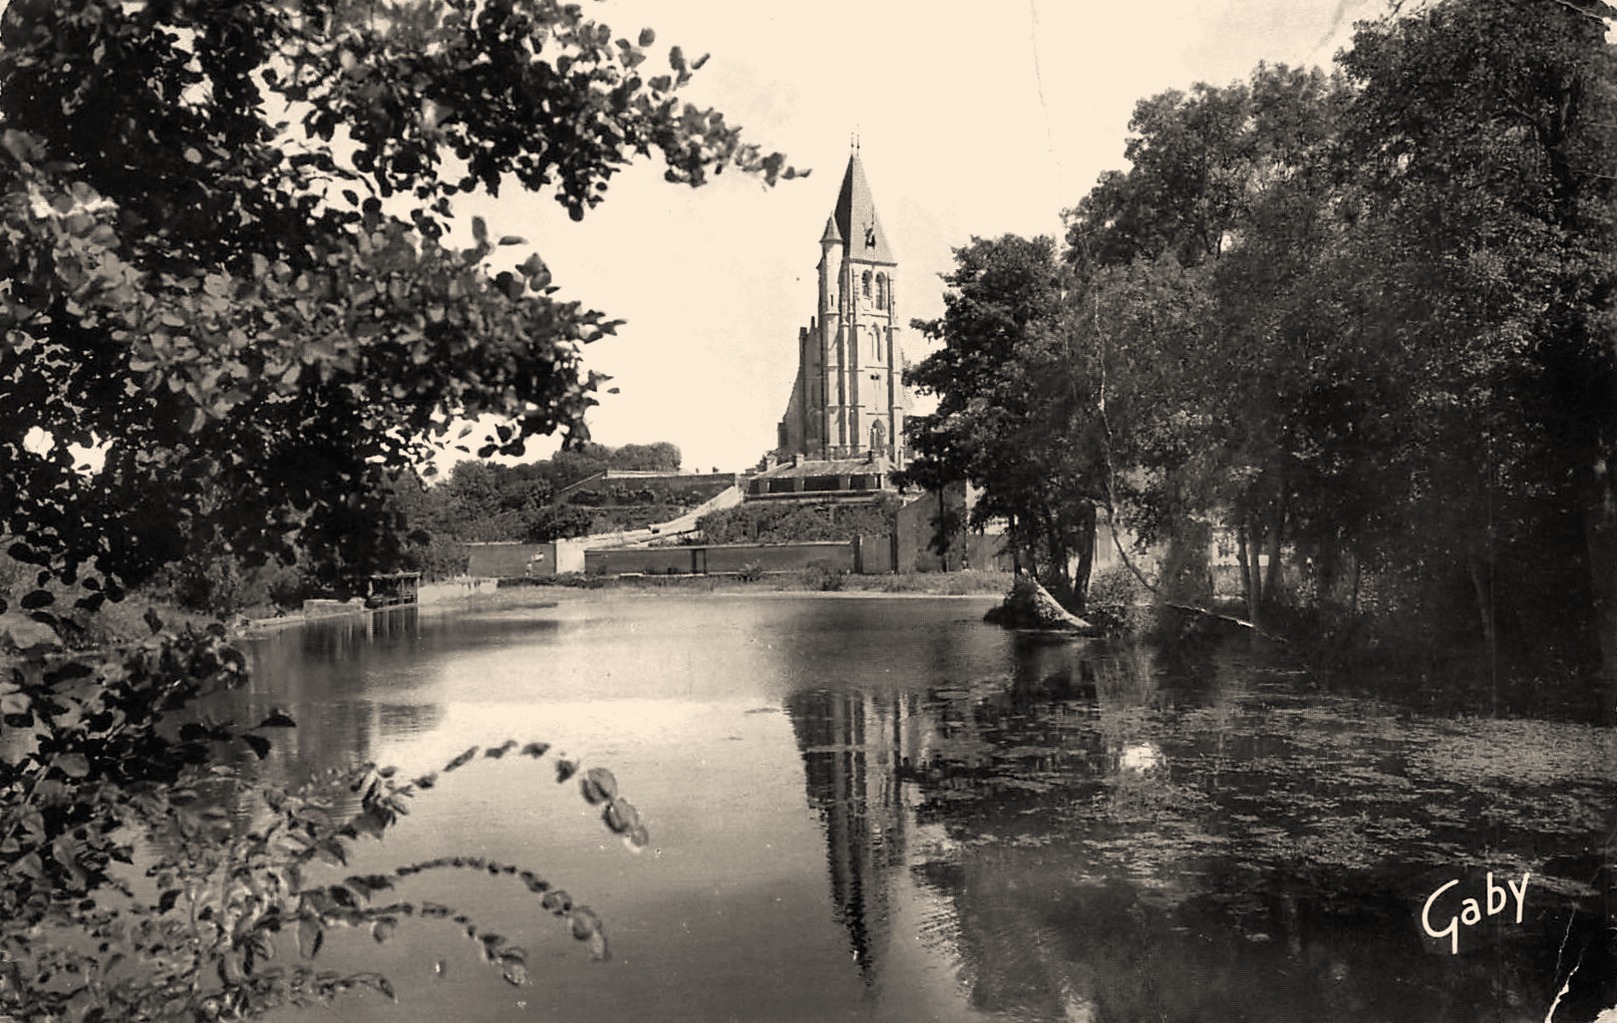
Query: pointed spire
[
  {"left": 832, "top": 148, "right": 894, "bottom": 265},
  {"left": 820, "top": 213, "right": 843, "bottom": 245}
]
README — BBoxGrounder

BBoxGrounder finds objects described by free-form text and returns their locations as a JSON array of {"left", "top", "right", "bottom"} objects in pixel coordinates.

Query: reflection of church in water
[
  {"left": 784, "top": 681, "right": 1013, "bottom": 983},
  {"left": 785, "top": 687, "right": 930, "bottom": 980},
  {"left": 783, "top": 642, "right": 1137, "bottom": 987}
]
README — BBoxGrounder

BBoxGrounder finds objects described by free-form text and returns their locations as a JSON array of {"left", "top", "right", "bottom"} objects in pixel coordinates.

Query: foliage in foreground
[
  {"left": 0, "top": 604, "right": 647, "bottom": 1022},
  {"left": 0, "top": 0, "right": 789, "bottom": 1016},
  {"left": 0, "top": 0, "right": 795, "bottom": 597}
]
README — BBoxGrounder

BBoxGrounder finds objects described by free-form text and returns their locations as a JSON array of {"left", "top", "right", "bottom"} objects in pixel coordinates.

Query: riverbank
[
  {"left": 218, "top": 570, "right": 1015, "bottom": 636},
  {"left": 510, "top": 568, "right": 1015, "bottom": 597},
  {"left": 69, "top": 571, "right": 1015, "bottom": 647}
]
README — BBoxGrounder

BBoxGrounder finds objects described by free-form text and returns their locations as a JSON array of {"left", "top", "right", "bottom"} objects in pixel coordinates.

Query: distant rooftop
[{"left": 753, "top": 456, "right": 891, "bottom": 481}]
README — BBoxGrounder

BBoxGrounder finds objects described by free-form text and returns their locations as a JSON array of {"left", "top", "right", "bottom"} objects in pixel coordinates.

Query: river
[{"left": 214, "top": 591, "right": 1615, "bottom": 1022}]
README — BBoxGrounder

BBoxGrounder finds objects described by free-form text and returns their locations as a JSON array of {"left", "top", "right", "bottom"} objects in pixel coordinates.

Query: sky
[{"left": 440, "top": 0, "right": 1393, "bottom": 475}]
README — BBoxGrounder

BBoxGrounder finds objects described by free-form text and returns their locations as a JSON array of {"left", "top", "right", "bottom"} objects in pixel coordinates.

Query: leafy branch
[{"left": 1, "top": 596, "right": 649, "bottom": 1022}]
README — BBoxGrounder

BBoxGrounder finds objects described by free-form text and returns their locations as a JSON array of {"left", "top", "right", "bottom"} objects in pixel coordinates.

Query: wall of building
[
  {"left": 464, "top": 542, "right": 549, "bottom": 578},
  {"left": 855, "top": 534, "right": 895, "bottom": 574},
  {"left": 893, "top": 485, "right": 969, "bottom": 572},
  {"left": 584, "top": 542, "right": 856, "bottom": 576},
  {"left": 463, "top": 539, "right": 591, "bottom": 579},
  {"left": 585, "top": 546, "right": 702, "bottom": 576},
  {"left": 965, "top": 532, "right": 1014, "bottom": 573},
  {"left": 553, "top": 538, "right": 589, "bottom": 575},
  {"left": 703, "top": 542, "right": 853, "bottom": 574}
]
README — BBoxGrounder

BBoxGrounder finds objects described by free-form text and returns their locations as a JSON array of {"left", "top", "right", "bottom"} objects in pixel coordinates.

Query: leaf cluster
[
  {"left": 911, "top": 1, "right": 1617, "bottom": 663},
  {"left": 1, "top": 596, "right": 647, "bottom": 1021},
  {"left": 0, "top": 0, "right": 791, "bottom": 593}
]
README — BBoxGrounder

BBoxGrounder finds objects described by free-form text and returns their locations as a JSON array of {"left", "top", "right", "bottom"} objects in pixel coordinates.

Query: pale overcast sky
[{"left": 445, "top": 0, "right": 1390, "bottom": 475}]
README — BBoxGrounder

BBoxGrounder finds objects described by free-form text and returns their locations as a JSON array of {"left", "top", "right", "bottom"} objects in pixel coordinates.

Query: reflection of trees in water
[
  {"left": 209, "top": 608, "right": 446, "bottom": 787},
  {"left": 293, "top": 605, "right": 421, "bottom": 660},
  {"left": 786, "top": 635, "right": 1616, "bottom": 1021},
  {"left": 916, "top": 846, "right": 1604, "bottom": 1023},
  {"left": 147, "top": 609, "right": 453, "bottom": 907},
  {"left": 894, "top": 641, "right": 1614, "bottom": 1022}
]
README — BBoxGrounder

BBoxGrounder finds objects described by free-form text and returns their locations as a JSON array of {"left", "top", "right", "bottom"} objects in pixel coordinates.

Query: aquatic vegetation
[{"left": 879, "top": 645, "right": 1617, "bottom": 1017}]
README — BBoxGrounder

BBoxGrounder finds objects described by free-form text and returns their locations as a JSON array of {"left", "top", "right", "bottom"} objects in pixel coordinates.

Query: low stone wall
[
  {"left": 464, "top": 542, "right": 548, "bottom": 578},
  {"left": 966, "top": 532, "right": 1014, "bottom": 572},
  {"left": 578, "top": 531, "right": 1016, "bottom": 577},
  {"left": 584, "top": 541, "right": 854, "bottom": 576},
  {"left": 301, "top": 598, "right": 366, "bottom": 618},
  {"left": 702, "top": 541, "right": 852, "bottom": 574},
  {"left": 855, "top": 534, "right": 894, "bottom": 574},
  {"left": 586, "top": 546, "right": 703, "bottom": 576}
]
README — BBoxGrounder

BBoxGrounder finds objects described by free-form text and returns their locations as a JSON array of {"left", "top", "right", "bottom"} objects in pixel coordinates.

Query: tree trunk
[
  {"left": 1008, "top": 513, "right": 1023, "bottom": 575},
  {"left": 1311, "top": 547, "right": 1338, "bottom": 605},
  {"left": 1468, "top": 555, "right": 1500, "bottom": 713},
  {"left": 1584, "top": 459, "right": 1617, "bottom": 720},
  {"left": 1038, "top": 506, "right": 1074, "bottom": 610},
  {"left": 1262, "top": 510, "right": 1283, "bottom": 604},
  {"left": 1241, "top": 517, "right": 1267, "bottom": 630},
  {"left": 1467, "top": 557, "right": 1497, "bottom": 654},
  {"left": 1071, "top": 501, "right": 1097, "bottom": 615},
  {"left": 1236, "top": 521, "right": 1253, "bottom": 610}
]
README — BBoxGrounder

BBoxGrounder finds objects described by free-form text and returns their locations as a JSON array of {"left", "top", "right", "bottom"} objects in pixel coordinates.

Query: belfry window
[
  {"left": 861, "top": 271, "right": 872, "bottom": 300},
  {"left": 875, "top": 273, "right": 887, "bottom": 310}
]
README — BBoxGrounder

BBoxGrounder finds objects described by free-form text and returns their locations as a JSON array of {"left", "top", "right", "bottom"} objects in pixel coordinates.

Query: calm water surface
[{"left": 218, "top": 592, "right": 1616, "bottom": 1023}]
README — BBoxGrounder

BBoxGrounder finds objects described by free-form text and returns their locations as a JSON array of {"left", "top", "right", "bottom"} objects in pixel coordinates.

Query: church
[
  {"left": 748, "top": 147, "right": 910, "bottom": 500},
  {"left": 530, "top": 144, "right": 1009, "bottom": 575}
]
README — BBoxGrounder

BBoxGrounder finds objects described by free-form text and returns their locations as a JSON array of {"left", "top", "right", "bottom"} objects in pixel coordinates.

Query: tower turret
[{"left": 818, "top": 214, "right": 841, "bottom": 317}]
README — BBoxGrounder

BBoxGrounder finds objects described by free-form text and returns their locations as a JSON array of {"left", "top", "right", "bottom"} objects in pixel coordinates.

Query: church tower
[{"left": 777, "top": 147, "right": 908, "bottom": 466}]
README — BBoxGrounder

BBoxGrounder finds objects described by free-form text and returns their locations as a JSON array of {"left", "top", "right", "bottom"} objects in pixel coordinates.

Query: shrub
[
  {"left": 736, "top": 562, "right": 766, "bottom": 583},
  {"left": 1087, "top": 564, "right": 1164, "bottom": 635},
  {"left": 697, "top": 497, "right": 900, "bottom": 545},
  {"left": 801, "top": 560, "right": 847, "bottom": 592},
  {"left": 1087, "top": 564, "right": 1146, "bottom": 613}
]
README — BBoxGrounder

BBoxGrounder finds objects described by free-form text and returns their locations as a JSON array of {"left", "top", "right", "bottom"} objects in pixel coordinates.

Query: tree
[
  {"left": 0, "top": 1, "right": 792, "bottom": 1016},
  {"left": 1058, "top": 8, "right": 1617, "bottom": 683},
  {"left": 523, "top": 503, "right": 594, "bottom": 543},
  {"left": 1064, "top": 65, "right": 1355, "bottom": 626},
  {"left": 906, "top": 235, "right": 1106, "bottom": 610},
  {"left": 0, "top": 0, "right": 796, "bottom": 597},
  {"left": 608, "top": 441, "right": 682, "bottom": 472},
  {"left": 1339, "top": 0, "right": 1617, "bottom": 685},
  {"left": 400, "top": 441, "right": 685, "bottom": 547}
]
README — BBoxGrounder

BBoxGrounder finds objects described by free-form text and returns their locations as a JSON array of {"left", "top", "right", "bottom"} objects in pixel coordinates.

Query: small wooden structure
[{"left": 364, "top": 571, "right": 420, "bottom": 608}]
